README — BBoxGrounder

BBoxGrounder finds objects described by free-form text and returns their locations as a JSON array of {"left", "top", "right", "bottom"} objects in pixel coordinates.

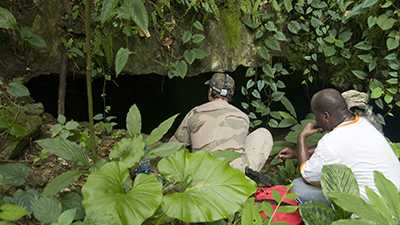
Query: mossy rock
[{"left": 0, "top": 105, "right": 44, "bottom": 159}]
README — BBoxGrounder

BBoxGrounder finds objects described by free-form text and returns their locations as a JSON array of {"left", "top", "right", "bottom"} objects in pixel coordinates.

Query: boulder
[{"left": 0, "top": 0, "right": 259, "bottom": 80}]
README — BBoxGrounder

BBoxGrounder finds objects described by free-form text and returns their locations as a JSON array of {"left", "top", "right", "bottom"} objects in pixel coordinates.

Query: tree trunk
[
  {"left": 57, "top": 52, "right": 67, "bottom": 115},
  {"left": 84, "top": 0, "right": 96, "bottom": 154}
]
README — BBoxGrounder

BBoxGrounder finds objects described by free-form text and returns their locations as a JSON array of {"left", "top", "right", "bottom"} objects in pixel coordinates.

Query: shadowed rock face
[{"left": 0, "top": 0, "right": 259, "bottom": 80}]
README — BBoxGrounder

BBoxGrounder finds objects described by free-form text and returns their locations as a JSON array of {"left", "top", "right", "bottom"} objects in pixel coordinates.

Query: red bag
[{"left": 255, "top": 185, "right": 302, "bottom": 225}]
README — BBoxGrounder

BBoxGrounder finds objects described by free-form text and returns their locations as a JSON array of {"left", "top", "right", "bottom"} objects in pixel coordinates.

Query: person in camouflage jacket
[{"left": 170, "top": 73, "right": 273, "bottom": 172}]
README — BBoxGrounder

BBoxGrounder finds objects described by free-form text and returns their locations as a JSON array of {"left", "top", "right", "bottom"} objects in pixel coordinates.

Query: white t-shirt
[{"left": 302, "top": 117, "right": 400, "bottom": 200}]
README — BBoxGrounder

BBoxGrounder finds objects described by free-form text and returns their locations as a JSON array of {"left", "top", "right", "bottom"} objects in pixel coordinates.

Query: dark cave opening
[{"left": 26, "top": 68, "right": 400, "bottom": 141}]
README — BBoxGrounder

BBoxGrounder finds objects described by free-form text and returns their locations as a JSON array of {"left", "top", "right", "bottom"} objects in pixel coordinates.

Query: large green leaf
[
  {"left": 32, "top": 196, "right": 63, "bottom": 224},
  {"left": 387, "top": 38, "right": 399, "bottom": 51},
  {"left": 126, "top": 104, "right": 141, "bottom": 137},
  {"left": 122, "top": 0, "right": 149, "bottom": 33},
  {"left": 321, "top": 164, "right": 359, "bottom": 198},
  {"left": 115, "top": 47, "right": 130, "bottom": 77},
  {"left": 145, "top": 114, "right": 178, "bottom": 146},
  {"left": 0, "top": 7, "right": 17, "bottom": 29},
  {"left": 0, "top": 163, "right": 31, "bottom": 186},
  {"left": 82, "top": 162, "right": 162, "bottom": 225},
  {"left": 146, "top": 142, "right": 184, "bottom": 159},
  {"left": 299, "top": 202, "right": 335, "bottom": 225},
  {"left": 7, "top": 82, "right": 30, "bottom": 97},
  {"left": 365, "top": 187, "right": 392, "bottom": 223},
  {"left": 43, "top": 170, "right": 81, "bottom": 197},
  {"left": 3, "top": 189, "right": 39, "bottom": 213},
  {"left": 376, "top": 15, "right": 396, "bottom": 31},
  {"left": 280, "top": 96, "right": 297, "bottom": 118},
  {"left": 109, "top": 136, "right": 145, "bottom": 170},
  {"left": 241, "top": 198, "right": 263, "bottom": 225},
  {"left": 329, "top": 192, "right": 389, "bottom": 225},
  {"left": 210, "top": 150, "right": 241, "bottom": 162},
  {"left": 158, "top": 150, "right": 256, "bottom": 222},
  {"left": 100, "top": 0, "right": 118, "bottom": 24},
  {"left": 0, "top": 203, "right": 28, "bottom": 221},
  {"left": 331, "top": 220, "right": 375, "bottom": 225},
  {"left": 19, "top": 27, "right": 47, "bottom": 48},
  {"left": 36, "top": 138, "right": 90, "bottom": 166},
  {"left": 60, "top": 192, "right": 85, "bottom": 221},
  {"left": 373, "top": 171, "right": 400, "bottom": 219},
  {"left": 51, "top": 209, "right": 76, "bottom": 225}
]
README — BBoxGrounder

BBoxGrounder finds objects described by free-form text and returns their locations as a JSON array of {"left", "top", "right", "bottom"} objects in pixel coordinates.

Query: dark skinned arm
[{"left": 298, "top": 122, "right": 322, "bottom": 187}]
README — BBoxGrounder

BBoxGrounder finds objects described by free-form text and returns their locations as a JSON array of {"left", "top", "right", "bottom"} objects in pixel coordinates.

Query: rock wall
[{"left": 0, "top": 0, "right": 260, "bottom": 80}]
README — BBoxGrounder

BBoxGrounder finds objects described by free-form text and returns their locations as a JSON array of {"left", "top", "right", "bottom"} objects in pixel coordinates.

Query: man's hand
[
  {"left": 300, "top": 122, "right": 322, "bottom": 138},
  {"left": 278, "top": 147, "right": 296, "bottom": 160}
]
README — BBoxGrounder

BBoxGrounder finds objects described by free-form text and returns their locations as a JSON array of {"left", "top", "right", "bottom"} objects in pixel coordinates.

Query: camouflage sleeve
[{"left": 169, "top": 110, "right": 193, "bottom": 146}]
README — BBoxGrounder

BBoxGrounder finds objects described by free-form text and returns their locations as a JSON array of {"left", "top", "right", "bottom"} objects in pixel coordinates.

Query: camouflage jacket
[{"left": 170, "top": 99, "right": 249, "bottom": 151}]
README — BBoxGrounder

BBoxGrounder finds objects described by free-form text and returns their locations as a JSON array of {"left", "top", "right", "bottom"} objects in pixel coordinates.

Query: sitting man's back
[
  {"left": 303, "top": 114, "right": 400, "bottom": 199},
  {"left": 173, "top": 98, "right": 249, "bottom": 151},
  {"left": 281, "top": 88, "right": 400, "bottom": 203},
  {"left": 171, "top": 73, "right": 273, "bottom": 172}
]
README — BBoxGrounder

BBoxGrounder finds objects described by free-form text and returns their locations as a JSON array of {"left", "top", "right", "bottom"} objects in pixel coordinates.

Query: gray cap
[
  {"left": 205, "top": 73, "right": 235, "bottom": 97},
  {"left": 342, "top": 90, "right": 369, "bottom": 109}
]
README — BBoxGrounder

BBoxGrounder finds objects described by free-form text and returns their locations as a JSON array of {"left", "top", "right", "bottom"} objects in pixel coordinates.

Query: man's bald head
[
  {"left": 311, "top": 89, "right": 352, "bottom": 131},
  {"left": 311, "top": 89, "right": 348, "bottom": 115}
]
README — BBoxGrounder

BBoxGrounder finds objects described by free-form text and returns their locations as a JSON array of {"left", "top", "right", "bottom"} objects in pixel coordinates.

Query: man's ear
[{"left": 323, "top": 112, "right": 330, "bottom": 120}]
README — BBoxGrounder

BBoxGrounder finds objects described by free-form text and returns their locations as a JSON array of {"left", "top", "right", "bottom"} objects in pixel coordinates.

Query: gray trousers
[{"left": 292, "top": 178, "right": 330, "bottom": 205}]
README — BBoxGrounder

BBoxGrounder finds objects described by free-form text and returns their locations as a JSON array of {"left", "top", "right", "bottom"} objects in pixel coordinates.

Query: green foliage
[
  {"left": 145, "top": 114, "right": 178, "bottom": 145},
  {"left": 126, "top": 104, "right": 141, "bottom": 137},
  {"left": 7, "top": 81, "right": 30, "bottom": 97},
  {"left": 99, "top": 0, "right": 118, "bottom": 24},
  {"left": 321, "top": 164, "right": 360, "bottom": 198},
  {"left": 3, "top": 189, "right": 39, "bottom": 213},
  {"left": 126, "top": 0, "right": 149, "bottom": 34},
  {"left": 50, "top": 115, "right": 80, "bottom": 140},
  {"left": 239, "top": 184, "right": 298, "bottom": 225},
  {"left": 241, "top": 198, "right": 263, "bottom": 225},
  {"left": 210, "top": 150, "right": 242, "bottom": 162},
  {"left": 109, "top": 136, "right": 145, "bottom": 170},
  {"left": 220, "top": 0, "right": 241, "bottom": 48},
  {"left": 240, "top": 0, "right": 400, "bottom": 124},
  {"left": 284, "top": 114, "right": 323, "bottom": 147},
  {"left": 0, "top": 163, "right": 31, "bottom": 186},
  {"left": 176, "top": 0, "right": 219, "bottom": 15},
  {"left": 99, "top": 0, "right": 149, "bottom": 33},
  {"left": 0, "top": 7, "right": 17, "bottom": 29},
  {"left": 43, "top": 170, "right": 82, "bottom": 197},
  {"left": 51, "top": 208, "right": 76, "bottom": 225},
  {"left": 390, "top": 143, "right": 400, "bottom": 158},
  {"left": 0, "top": 6, "right": 47, "bottom": 48},
  {"left": 19, "top": 26, "right": 47, "bottom": 48},
  {"left": 158, "top": 150, "right": 256, "bottom": 222},
  {"left": 241, "top": 65, "right": 297, "bottom": 129},
  {"left": 0, "top": 203, "right": 29, "bottom": 221},
  {"left": 36, "top": 137, "right": 90, "bottom": 166},
  {"left": 93, "top": 114, "right": 118, "bottom": 135},
  {"left": 146, "top": 142, "right": 185, "bottom": 159},
  {"left": 301, "top": 164, "right": 400, "bottom": 225},
  {"left": 115, "top": 47, "right": 131, "bottom": 77},
  {"left": 168, "top": 60, "right": 188, "bottom": 78},
  {"left": 0, "top": 81, "right": 40, "bottom": 139},
  {"left": 168, "top": 20, "right": 209, "bottom": 78},
  {"left": 32, "top": 196, "right": 63, "bottom": 224},
  {"left": 300, "top": 202, "right": 335, "bottom": 225},
  {"left": 82, "top": 162, "right": 163, "bottom": 225},
  {"left": 60, "top": 192, "right": 85, "bottom": 221}
]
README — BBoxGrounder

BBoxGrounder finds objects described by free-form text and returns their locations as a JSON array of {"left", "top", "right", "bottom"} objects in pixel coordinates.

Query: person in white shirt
[{"left": 279, "top": 88, "right": 400, "bottom": 203}]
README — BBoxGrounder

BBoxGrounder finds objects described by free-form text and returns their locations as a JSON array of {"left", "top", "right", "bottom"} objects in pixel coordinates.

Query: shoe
[{"left": 245, "top": 167, "right": 274, "bottom": 186}]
